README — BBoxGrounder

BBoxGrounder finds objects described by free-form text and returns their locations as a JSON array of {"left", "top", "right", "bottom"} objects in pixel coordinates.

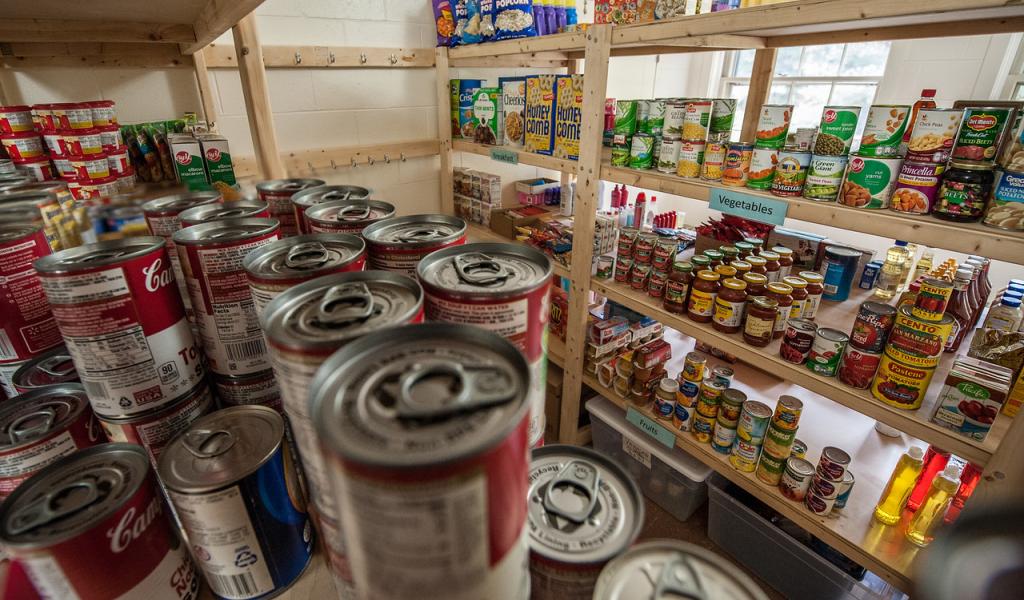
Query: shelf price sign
[
  {"left": 490, "top": 148, "right": 519, "bottom": 165},
  {"left": 709, "top": 188, "right": 789, "bottom": 226},
  {"left": 626, "top": 407, "right": 676, "bottom": 449}
]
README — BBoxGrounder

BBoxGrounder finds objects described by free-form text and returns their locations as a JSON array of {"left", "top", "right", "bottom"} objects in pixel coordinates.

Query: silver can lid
[
  {"left": 593, "top": 539, "right": 769, "bottom": 600},
  {"left": 173, "top": 217, "right": 279, "bottom": 246},
  {"left": 528, "top": 445, "right": 643, "bottom": 564},
  {"left": 0, "top": 384, "right": 92, "bottom": 453},
  {"left": 12, "top": 346, "right": 78, "bottom": 390},
  {"left": 255, "top": 178, "right": 326, "bottom": 194},
  {"left": 0, "top": 223, "right": 43, "bottom": 244},
  {"left": 311, "top": 323, "right": 529, "bottom": 468},
  {"left": 178, "top": 199, "right": 268, "bottom": 227},
  {"left": 0, "top": 444, "right": 150, "bottom": 549},
  {"left": 417, "top": 242, "right": 552, "bottom": 298},
  {"left": 158, "top": 406, "right": 283, "bottom": 494},
  {"left": 291, "top": 184, "right": 371, "bottom": 209},
  {"left": 362, "top": 214, "right": 467, "bottom": 249},
  {"left": 261, "top": 270, "right": 423, "bottom": 351},
  {"left": 142, "top": 191, "right": 222, "bottom": 216},
  {"left": 304, "top": 199, "right": 395, "bottom": 227},
  {"left": 34, "top": 236, "right": 165, "bottom": 273},
  {"left": 243, "top": 234, "right": 366, "bottom": 282}
]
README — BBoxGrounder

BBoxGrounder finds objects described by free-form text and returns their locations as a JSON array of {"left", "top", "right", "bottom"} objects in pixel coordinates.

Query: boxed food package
[
  {"left": 457, "top": 79, "right": 483, "bottom": 139},
  {"left": 554, "top": 74, "right": 584, "bottom": 160},
  {"left": 595, "top": 1, "right": 638, "bottom": 24},
  {"left": 500, "top": 77, "right": 527, "bottom": 147},
  {"left": 471, "top": 87, "right": 501, "bottom": 145},
  {"left": 166, "top": 135, "right": 208, "bottom": 190},
  {"left": 525, "top": 75, "right": 557, "bottom": 155},
  {"left": 490, "top": 204, "right": 548, "bottom": 238},
  {"left": 932, "top": 357, "right": 1013, "bottom": 441},
  {"left": 196, "top": 133, "right": 239, "bottom": 198},
  {"left": 767, "top": 227, "right": 827, "bottom": 270}
]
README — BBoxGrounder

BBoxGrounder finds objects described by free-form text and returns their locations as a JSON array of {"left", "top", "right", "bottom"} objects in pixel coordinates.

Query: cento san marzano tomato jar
[{"left": 934, "top": 161, "right": 994, "bottom": 222}]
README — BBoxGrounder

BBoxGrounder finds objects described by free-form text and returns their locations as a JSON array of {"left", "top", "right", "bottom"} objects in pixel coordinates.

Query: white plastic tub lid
[{"left": 586, "top": 395, "right": 712, "bottom": 483}]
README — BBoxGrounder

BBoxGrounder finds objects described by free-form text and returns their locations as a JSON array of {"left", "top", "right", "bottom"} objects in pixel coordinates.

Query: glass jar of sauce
[
  {"left": 704, "top": 249, "right": 725, "bottom": 268},
  {"left": 713, "top": 278, "right": 747, "bottom": 334},
  {"left": 744, "top": 237, "right": 764, "bottom": 254},
  {"left": 721, "top": 246, "right": 740, "bottom": 263},
  {"left": 714, "top": 264, "right": 737, "bottom": 279},
  {"left": 664, "top": 261, "right": 694, "bottom": 314},
  {"left": 735, "top": 241, "right": 755, "bottom": 258},
  {"left": 743, "top": 296, "right": 779, "bottom": 347},
  {"left": 934, "top": 161, "right": 995, "bottom": 222},
  {"left": 688, "top": 270, "right": 721, "bottom": 323},
  {"left": 773, "top": 246, "right": 795, "bottom": 278},
  {"left": 743, "top": 272, "right": 768, "bottom": 299},
  {"left": 799, "top": 271, "right": 825, "bottom": 319},
  {"left": 747, "top": 255, "right": 767, "bottom": 276},
  {"left": 691, "top": 255, "right": 712, "bottom": 272},
  {"left": 730, "top": 260, "right": 752, "bottom": 277},
  {"left": 766, "top": 281, "right": 794, "bottom": 339},
  {"left": 761, "top": 251, "right": 782, "bottom": 283},
  {"left": 783, "top": 275, "right": 809, "bottom": 322}
]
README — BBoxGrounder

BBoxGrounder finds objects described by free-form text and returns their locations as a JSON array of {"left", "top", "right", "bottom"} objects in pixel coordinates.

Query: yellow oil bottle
[
  {"left": 906, "top": 465, "right": 961, "bottom": 547},
  {"left": 874, "top": 446, "right": 924, "bottom": 525}
]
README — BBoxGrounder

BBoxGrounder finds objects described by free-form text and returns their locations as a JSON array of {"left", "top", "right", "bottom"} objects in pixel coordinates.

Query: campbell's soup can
[
  {"left": 160, "top": 407, "right": 313, "bottom": 600},
  {"left": 98, "top": 384, "right": 213, "bottom": 468},
  {"left": 212, "top": 370, "right": 284, "bottom": 414},
  {"left": 173, "top": 219, "right": 280, "bottom": 378},
  {"left": 418, "top": 242, "right": 553, "bottom": 447},
  {"left": 291, "top": 184, "right": 371, "bottom": 235},
  {"left": 261, "top": 270, "right": 423, "bottom": 595},
  {"left": 0, "top": 224, "right": 62, "bottom": 363},
  {"left": 11, "top": 345, "right": 78, "bottom": 393},
  {"left": 178, "top": 199, "right": 270, "bottom": 229},
  {"left": 363, "top": 214, "right": 468, "bottom": 275},
  {"left": 35, "top": 237, "right": 205, "bottom": 417},
  {"left": 0, "top": 384, "right": 102, "bottom": 499},
  {"left": 528, "top": 445, "right": 644, "bottom": 600},
  {"left": 0, "top": 444, "right": 200, "bottom": 600},
  {"left": 243, "top": 233, "right": 367, "bottom": 317},
  {"left": 255, "top": 178, "right": 325, "bottom": 237},
  {"left": 304, "top": 198, "right": 395, "bottom": 238},
  {"left": 311, "top": 324, "right": 531, "bottom": 600}
]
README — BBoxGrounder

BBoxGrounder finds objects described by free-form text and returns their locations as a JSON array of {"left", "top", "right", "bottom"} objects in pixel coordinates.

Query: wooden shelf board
[
  {"left": 448, "top": 31, "right": 586, "bottom": 60},
  {"left": 453, "top": 140, "right": 577, "bottom": 173},
  {"left": 548, "top": 334, "right": 566, "bottom": 368},
  {"left": 591, "top": 276, "right": 1005, "bottom": 467},
  {"left": 601, "top": 164, "right": 1024, "bottom": 267}
]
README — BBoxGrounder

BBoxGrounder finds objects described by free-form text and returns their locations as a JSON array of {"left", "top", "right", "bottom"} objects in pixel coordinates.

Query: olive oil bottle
[
  {"left": 906, "top": 465, "right": 961, "bottom": 547},
  {"left": 874, "top": 446, "right": 925, "bottom": 525}
]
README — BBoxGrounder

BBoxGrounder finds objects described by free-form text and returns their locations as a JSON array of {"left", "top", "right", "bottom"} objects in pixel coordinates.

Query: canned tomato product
[
  {"left": 312, "top": 324, "right": 531, "bottom": 600},
  {"left": 814, "top": 106, "right": 861, "bottom": 156},
  {"left": 178, "top": 199, "right": 270, "bottom": 228},
  {"left": 593, "top": 540, "right": 768, "bottom": 600},
  {"left": 0, "top": 444, "right": 200, "bottom": 600},
  {"left": 871, "top": 352, "right": 936, "bottom": 410},
  {"left": 838, "top": 346, "right": 882, "bottom": 390},
  {"left": 721, "top": 142, "right": 753, "bottom": 187},
  {"left": 807, "top": 327, "right": 849, "bottom": 377},
  {"left": 701, "top": 141, "right": 727, "bottom": 181},
  {"left": 771, "top": 395, "right": 803, "bottom": 432},
  {"left": 755, "top": 451, "right": 787, "bottom": 485},
  {"left": 304, "top": 198, "right": 395, "bottom": 237},
  {"left": 261, "top": 271, "right": 423, "bottom": 589},
  {"left": 952, "top": 107, "right": 1011, "bottom": 163},
  {"left": 859, "top": 105, "right": 911, "bottom": 157},
  {"left": 255, "top": 178, "right": 326, "bottom": 237},
  {"left": 754, "top": 104, "right": 793, "bottom": 149},
  {"left": 99, "top": 384, "right": 213, "bottom": 467},
  {"left": 676, "top": 139, "right": 705, "bottom": 178},
  {"left": 243, "top": 233, "right": 367, "bottom": 317},
  {"left": 887, "top": 305, "right": 953, "bottom": 368},
  {"left": 912, "top": 278, "right": 955, "bottom": 322},
  {"left": 850, "top": 301, "right": 897, "bottom": 352},
  {"left": 528, "top": 445, "right": 644, "bottom": 600},
  {"left": 840, "top": 155, "right": 902, "bottom": 209},
  {"left": 173, "top": 219, "right": 280, "bottom": 378},
  {"left": 35, "top": 237, "right": 204, "bottom": 417},
  {"left": 0, "top": 385, "right": 101, "bottom": 499},
  {"left": 834, "top": 470, "right": 856, "bottom": 509},
  {"left": 212, "top": 371, "right": 283, "bottom": 413},
  {"left": 818, "top": 446, "right": 851, "bottom": 481},
  {"left": 984, "top": 169, "right": 1024, "bottom": 230},
  {"left": 160, "top": 407, "right": 313, "bottom": 600},
  {"left": 11, "top": 345, "right": 78, "bottom": 393},
  {"left": 746, "top": 147, "right": 779, "bottom": 190},
  {"left": 780, "top": 318, "right": 816, "bottom": 365},
  {"left": 418, "top": 242, "right": 552, "bottom": 447},
  {"left": 771, "top": 149, "right": 811, "bottom": 196},
  {"left": 803, "top": 154, "right": 849, "bottom": 201},
  {"left": 891, "top": 160, "right": 945, "bottom": 214},
  {"left": 363, "top": 214, "right": 467, "bottom": 274},
  {"left": 780, "top": 457, "right": 814, "bottom": 501},
  {"left": 906, "top": 108, "right": 963, "bottom": 163},
  {"left": 0, "top": 224, "right": 62, "bottom": 363}
]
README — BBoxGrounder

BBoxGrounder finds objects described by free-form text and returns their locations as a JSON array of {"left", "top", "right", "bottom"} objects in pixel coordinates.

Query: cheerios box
[
  {"left": 500, "top": 77, "right": 526, "bottom": 147},
  {"left": 554, "top": 74, "right": 584, "bottom": 161},
  {"left": 525, "top": 75, "right": 557, "bottom": 156}
]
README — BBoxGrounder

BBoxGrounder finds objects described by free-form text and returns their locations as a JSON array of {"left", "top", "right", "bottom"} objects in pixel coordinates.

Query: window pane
[
  {"left": 734, "top": 49, "right": 755, "bottom": 77},
  {"left": 840, "top": 42, "right": 892, "bottom": 76},
  {"left": 830, "top": 83, "right": 878, "bottom": 109},
  {"left": 791, "top": 84, "right": 832, "bottom": 130},
  {"left": 774, "top": 47, "right": 802, "bottom": 77},
  {"left": 769, "top": 84, "right": 791, "bottom": 105},
  {"left": 1014, "top": 83, "right": 1024, "bottom": 101},
  {"left": 729, "top": 84, "right": 749, "bottom": 140},
  {"left": 799, "top": 44, "right": 843, "bottom": 77}
]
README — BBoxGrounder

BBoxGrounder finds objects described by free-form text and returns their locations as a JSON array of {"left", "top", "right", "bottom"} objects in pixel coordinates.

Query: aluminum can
[
  {"left": 681, "top": 351, "right": 707, "bottom": 382},
  {"left": 0, "top": 444, "right": 200, "bottom": 600},
  {"left": 755, "top": 451, "right": 787, "bottom": 485},
  {"left": 243, "top": 233, "right": 367, "bottom": 317},
  {"left": 761, "top": 422, "right": 796, "bottom": 459},
  {"left": 290, "top": 184, "right": 370, "bottom": 234},
  {"left": 527, "top": 445, "right": 644, "bottom": 600},
  {"left": 178, "top": 199, "right": 270, "bottom": 228},
  {"left": 0, "top": 359, "right": 22, "bottom": 399},
  {"left": 737, "top": 400, "right": 772, "bottom": 444},
  {"left": 818, "top": 446, "right": 851, "bottom": 481},
  {"left": 11, "top": 345, "right": 78, "bottom": 393},
  {"left": 0, "top": 384, "right": 101, "bottom": 499},
  {"left": 160, "top": 406, "right": 313, "bottom": 600},
  {"left": 363, "top": 214, "right": 468, "bottom": 274},
  {"left": 807, "top": 327, "right": 849, "bottom": 377},
  {"left": 311, "top": 324, "right": 531, "bottom": 600},
  {"left": 212, "top": 371, "right": 284, "bottom": 413},
  {"left": 834, "top": 470, "right": 856, "bottom": 509},
  {"left": 780, "top": 457, "right": 814, "bottom": 502},
  {"left": 0, "top": 224, "right": 61, "bottom": 363},
  {"left": 771, "top": 394, "right": 803, "bottom": 432},
  {"left": 35, "top": 237, "right": 204, "bottom": 417},
  {"left": 418, "top": 242, "right": 553, "bottom": 447},
  {"left": 805, "top": 487, "right": 836, "bottom": 515},
  {"left": 710, "top": 364, "right": 734, "bottom": 388},
  {"left": 304, "top": 198, "right": 396, "bottom": 237},
  {"left": 173, "top": 218, "right": 280, "bottom": 378},
  {"left": 711, "top": 421, "right": 738, "bottom": 454},
  {"left": 255, "top": 178, "right": 326, "bottom": 237},
  {"left": 99, "top": 384, "right": 213, "bottom": 468},
  {"left": 838, "top": 346, "right": 883, "bottom": 389},
  {"left": 850, "top": 301, "right": 897, "bottom": 352},
  {"left": 691, "top": 413, "right": 717, "bottom": 443}
]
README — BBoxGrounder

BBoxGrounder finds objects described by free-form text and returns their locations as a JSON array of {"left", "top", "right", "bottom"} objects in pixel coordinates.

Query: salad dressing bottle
[
  {"left": 905, "top": 465, "right": 961, "bottom": 547},
  {"left": 874, "top": 446, "right": 925, "bottom": 525}
]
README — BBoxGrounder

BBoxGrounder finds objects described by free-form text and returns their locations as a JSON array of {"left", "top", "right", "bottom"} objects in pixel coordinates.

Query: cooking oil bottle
[
  {"left": 912, "top": 248, "right": 934, "bottom": 283},
  {"left": 873, "top": 241, "right": 911, "bottom": 301},
  {"left": 874, "top": 446, "right": 924, "bottom": 525},
  {"left": 905, "top": 465, "right": 961, "bottom": 547}
]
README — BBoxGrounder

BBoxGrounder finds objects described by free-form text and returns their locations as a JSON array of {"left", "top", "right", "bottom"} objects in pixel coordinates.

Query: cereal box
[
  {"left": 471, "top": 87, "right": 501, "bottom": 145},
  {"left": 595, "top": 0, "right": 638, "bottom": 24},
  {"left": 525, "top": 75, "right": 557, "bottom": 156},
  {"left": 500, "top": 76, "right": 527, "bottom": 147},
  {"left": 554, "top": 74, "right": 584, "bottom": 161},
  {"left": 449, "top": 79, "right": 461, "bottom": 137},
  {"left": 457, "top": 79, "right": 483, "bottom": 139}
]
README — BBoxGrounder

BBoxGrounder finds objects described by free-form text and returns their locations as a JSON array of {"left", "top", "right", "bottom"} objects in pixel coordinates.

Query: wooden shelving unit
[{"left": 453, "top": 139, "right": 578, "bottom": 173}]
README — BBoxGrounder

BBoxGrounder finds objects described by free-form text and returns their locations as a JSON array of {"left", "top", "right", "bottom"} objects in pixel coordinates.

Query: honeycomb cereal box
[
  {"left": 525, "top": 75, "right": 557, "bottom": 156},
  {"left": 554, "top": 75, "right": 584, "bottom": 161}
]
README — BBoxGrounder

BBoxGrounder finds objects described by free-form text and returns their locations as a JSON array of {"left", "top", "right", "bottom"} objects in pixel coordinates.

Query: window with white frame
[
  {"left": 721, "top": 42, "right": 892, "bottom": 140},
  {"left": 1000, "top": 35, "right": 1024, "bottom": 100}
]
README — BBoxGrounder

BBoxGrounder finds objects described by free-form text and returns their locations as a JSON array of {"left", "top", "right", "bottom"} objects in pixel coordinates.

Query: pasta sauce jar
[
  {"left": 934, "top": 161, "right": 994, "bottom": 222},
  {"left": 687, "top": 271, "right": 721, "bottom": 323},
  {"left": 743, "top": 297, "right": 778, "bottom": 347},
  {"left": 712, "top": 278, "right": 747, "bottom": 334}
]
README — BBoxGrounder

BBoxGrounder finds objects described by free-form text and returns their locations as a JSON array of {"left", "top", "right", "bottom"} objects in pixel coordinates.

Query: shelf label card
[
  {"left": 709, "top": 188, "right": 788, "bottom": 226},
  {"left": 626, "top": 407, "right": 676, "bottom": 449},
  {"left": 490, "top": 148, "right": 519, "bottom": 165}
]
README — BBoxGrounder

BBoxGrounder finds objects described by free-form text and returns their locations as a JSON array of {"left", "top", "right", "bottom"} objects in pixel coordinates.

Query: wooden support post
[
  {"left": 191, "top": 47, "right": 218, "bottom": 131},
  {"left": 559, "top": 25, "right": 612, "bottom": 445},
  {"left": 435, "top": 47, "right": 455, "bottom": 215},
  {"left": 968, "top": 405, "right": 1024, "bottom": 510},
  {"left": 232, "top": 15, "right": 286, "bottom": 179},
  {"left": 740, "top": 48, "right": 777, "bottom": 142}
]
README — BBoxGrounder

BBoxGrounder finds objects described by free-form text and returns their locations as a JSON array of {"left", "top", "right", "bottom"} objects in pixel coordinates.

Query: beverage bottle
[
  {"left": 945, "top": 268, "right": 976, "bottom": 353},
  {"left": 534, "top": 0, "right": 549, "bottom": 35},
  {"left": 903, "top": 89, "right": 938, "bottom": 144},
  {"left": 874, "top": 446, "right": 925, "bottom": 525},
  {"left": 565, "top": 0, "right": 578, "bottom": 27},
  {"left": 905, "top": 465, "right": 960, "bottom": 547},
  {"left": 906, "top": 446, "right": 950, "bottom": 512},
  {"left": 554, "top": 0, "right": 568, "bottom": 32},
  {"left": 873, "top": 241, "right": 910, "bottom": 301},
  {"left": 944, "top": 462, "right": 981, "bottom": 524}
]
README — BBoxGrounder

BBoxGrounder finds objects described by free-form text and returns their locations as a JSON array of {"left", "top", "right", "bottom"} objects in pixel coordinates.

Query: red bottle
[
  {"left": 944, "top": 462, "right": 980, "bottom": 524},
  {"left": 634, "top": 192, "right": 647, "bottom": 231},
  {"left": 904, "top": 89, "right": 937, "bottom": 143},
  {"left": 945, "top": 268, "right": 976, "bottom": 353},
  {"left": 907, "top": 446, "right": 951, "bottom": 511}
]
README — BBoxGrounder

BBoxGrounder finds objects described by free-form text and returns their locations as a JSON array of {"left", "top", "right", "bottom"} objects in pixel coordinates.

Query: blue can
[
  {"left": 859, "top": 260, "right": 883, "bottom": 290},
  {"left": 159, "top": 406, "right": 313, "bottom": 600},
  {"left": 821, "top": 245, "right": 862, "bottom": 301}
]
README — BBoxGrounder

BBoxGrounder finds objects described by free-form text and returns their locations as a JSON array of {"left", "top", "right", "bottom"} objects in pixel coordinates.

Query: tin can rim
[
  {"left": 172, "top": 217, "right": 279, "bottom": 246},
  {"left": 362, "top": 214, "right": 467, "bottom": 249},
  {"left": 35, "top": 236, "right": 166, "bottom": 273}
]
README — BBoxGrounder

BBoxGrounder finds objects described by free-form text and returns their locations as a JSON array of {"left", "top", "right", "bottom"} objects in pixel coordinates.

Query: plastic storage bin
[
  {"left": 707, "top": 474, "right": 902, "bottom": 600},
  {"left": 586, "top": 395, "right": 712, "bottom": 522}
]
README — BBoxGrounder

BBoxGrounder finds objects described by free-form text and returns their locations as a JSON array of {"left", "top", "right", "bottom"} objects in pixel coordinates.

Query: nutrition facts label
[{"left": 0, "top": 236, "right": 62, "bottom": 360}]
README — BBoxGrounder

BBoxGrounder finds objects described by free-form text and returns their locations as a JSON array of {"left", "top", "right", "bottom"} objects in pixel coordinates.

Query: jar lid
[
  {"left": 743, "top": 237, "right": 763, "bottom": 247},
  {"left": 760, "top": 251, "right": 780, "bottom": 261},
  {"left": 949, "top": 160, "right": 995, "bottom": 171},
  {"left": 747, "top": 256, "right": 767, "bottom": 266},
  {"left": 751, "top": 296, "right": 779, "bottom": 310},
  {"left": 692, "top": 255, "right": 711, "bottom": 266},
  {"left": 782, "top": 275, "right": 807, "bottom": 289},
  {"left": 671, "top": 261, "right": 693, "bottom": 272},
  {"left": 721, "top": 246, "right": 739, "bottom": 256},
  {"left": 697, "top": 270, "right": 720, "bottom": 282},
  {"left": 714, "top": 265, "right": 737, "bottom": 278},
  {"left": 704, "top": 249, "right": 724, "bottom": 259},
  {"left": 723, "top": 278, "right": 746, "bottom": 291},
  {"left": 767, "top": 282, "right": 794, "bottom": 295},
  {"left": 659, "top": 378, "right": 679, "bottom": 393},
  {"left": 730, "top": 260, "right": 751, "bottom": 271},
  {"left": 798, "top": 271, "right": 824, "bottom": 283},
  {"left": 742, "top": 272, "right": 768, "bottom": 285},
  {"left": 772, "top": 246, "right": 793, "bottom": 257}
]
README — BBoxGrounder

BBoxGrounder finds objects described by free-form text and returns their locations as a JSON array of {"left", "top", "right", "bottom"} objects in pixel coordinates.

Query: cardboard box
[
  {"left": 490, "top": 205, "right": 548, "bottom": 238},
  {"left": 167, "top": 135, "right": 208, "bottom": 190}
]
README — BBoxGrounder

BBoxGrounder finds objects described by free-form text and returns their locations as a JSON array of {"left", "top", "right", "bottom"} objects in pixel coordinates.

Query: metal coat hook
[
  {"left": 331, "top": 159, "right": 337, "bottom": 170},
  {"left": 294, "top": 51, "right": 302, "bottom": 64},
  {"left": 351, "top": 157, "right": 358, "bottom": 168},
  {"left": 306, "top": 161, "right": 313, "bottom": 172},
  {"left": 384, "top": 154, "right": 390, "bottom": 164},
  {"left": 400, "top": 153, "right": 407, "bottom": 162},
  {"left": 359, "top": 53, "right": 368, "bottom": 64},
  {"left": 329, "top": 51, "right": 336, "bottom": 64},
  {"left": 388, "top": 53, "right": 399, "bottom": 65},
  {"left": 368, "top": 156, "right": 375, "bottom": 166}
]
